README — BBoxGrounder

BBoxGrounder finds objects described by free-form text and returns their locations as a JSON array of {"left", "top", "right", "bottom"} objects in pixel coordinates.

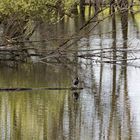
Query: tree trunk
[
  {"left": 94, "top": 0, "right": 100, "bottom": 15},
  {"left": 110, "top": 0, "right": 116, "bottom": 14},
  {"left": 80, "top": 0, "right": 85, "bottom": 17},
  {"left": 56, "top": 0, "right": 64, "bottom": 17},
  {"left": 130, "top": 0, "right": 134, "bottom": 13},
  {"left": 71, "top": 2, "right": 78, "bottom": 15}
]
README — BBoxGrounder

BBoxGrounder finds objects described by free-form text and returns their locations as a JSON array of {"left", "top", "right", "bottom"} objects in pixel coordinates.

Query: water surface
[{"left": 1, "top": 13, "right": 140, "bottom": 140}]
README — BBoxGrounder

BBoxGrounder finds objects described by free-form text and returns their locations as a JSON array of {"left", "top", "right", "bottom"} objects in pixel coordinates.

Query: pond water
[{"left": 1, "top": 12, "right": 140, "bottom": 140}]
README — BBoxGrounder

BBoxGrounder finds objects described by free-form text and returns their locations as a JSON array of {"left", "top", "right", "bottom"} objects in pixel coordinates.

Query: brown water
[{"left": 1, "top": 13, "right": 140, "bottom": 140}]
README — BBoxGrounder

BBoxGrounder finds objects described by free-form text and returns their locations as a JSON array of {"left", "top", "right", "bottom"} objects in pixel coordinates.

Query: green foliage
[
  {"left": 0, "top": 0, "right": 77, "bottom": 41},
  {"left": 0, "top": 0, "right": 77, "bottom": 22}
]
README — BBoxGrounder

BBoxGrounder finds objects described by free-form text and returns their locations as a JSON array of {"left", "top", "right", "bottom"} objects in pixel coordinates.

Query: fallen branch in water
[{"left": 0, "top": 87, "right": 83, "bottom": 92}]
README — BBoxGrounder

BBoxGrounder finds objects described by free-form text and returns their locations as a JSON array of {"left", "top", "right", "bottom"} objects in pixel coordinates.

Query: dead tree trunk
[
  {"left": 88, "top": 0, "right": 92, "bottom": 17},
  {"left": 94, "top": 0, "right": 100, "bottom": 15},
  {"left": 130, "top": 0, "right": 134, "bottom": 13},
  {"left": 80, "top": 0, "right": 85, "bottom": 17},
  {"left": 118, "top": 0, "right": 128, "bottom": 48},
  {"left": 110, "top": 0, "right": 116, "bottom": 14},
  {"left": 71, "top": 2, "right": 78, "bottom": 15},
  {"left": 56, "top": 0, "right": 64, "bottom": 18}
]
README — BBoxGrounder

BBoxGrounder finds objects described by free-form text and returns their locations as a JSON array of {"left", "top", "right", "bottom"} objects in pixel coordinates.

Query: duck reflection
[{"left": 72, "top": 91, "right": 79, "bottom": 100}]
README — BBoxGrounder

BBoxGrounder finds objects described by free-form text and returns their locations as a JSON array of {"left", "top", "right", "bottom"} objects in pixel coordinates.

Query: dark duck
[{"left": 73, "top": 77, "right": 79, "bottom": 86}]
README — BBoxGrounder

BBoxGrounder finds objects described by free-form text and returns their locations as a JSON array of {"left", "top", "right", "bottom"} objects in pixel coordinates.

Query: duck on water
[{"left": 73, "top": 77, "right": 79, "bottom": 86}]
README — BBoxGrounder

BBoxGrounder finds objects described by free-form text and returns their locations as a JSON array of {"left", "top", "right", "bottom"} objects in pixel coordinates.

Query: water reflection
[{"left": 1, "top": 12, "right": 140, "bottom": 140}]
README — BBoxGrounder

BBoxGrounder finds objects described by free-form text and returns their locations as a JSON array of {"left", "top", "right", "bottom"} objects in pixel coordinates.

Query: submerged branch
[{"left": 0, "top": 87, "right": 83, "bottom": 92}]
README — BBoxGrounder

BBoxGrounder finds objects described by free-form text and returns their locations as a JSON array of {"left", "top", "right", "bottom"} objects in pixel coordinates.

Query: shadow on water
[{"left": 1, "top": 9, "right": 140, "bottom": 140}]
